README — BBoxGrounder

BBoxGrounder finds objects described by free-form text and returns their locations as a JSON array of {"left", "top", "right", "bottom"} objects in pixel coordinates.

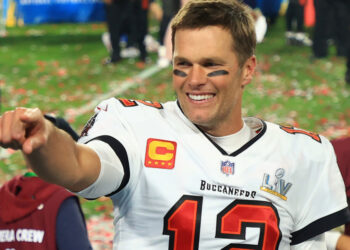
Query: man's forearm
[{"left": 25, "top": 119, "right": 100, "bottom": 192}]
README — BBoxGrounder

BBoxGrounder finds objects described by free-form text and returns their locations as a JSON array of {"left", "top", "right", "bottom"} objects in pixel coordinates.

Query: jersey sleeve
[
  {"left": 290, "top": 136, "right": 350, "bottom": 245},
  {"left": 77, "top": 98, "right": 143, "bottom": 199},
  {"left": 325, "top": 231, "right": 342, "bottom": 250},
  {"left": 76, "top": 140, "right": 125, "bottom": 199}
]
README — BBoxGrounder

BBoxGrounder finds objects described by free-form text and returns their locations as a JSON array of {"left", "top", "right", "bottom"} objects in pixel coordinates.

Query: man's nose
[{"left": 188, "top": 65, "right": 207, "bottom": 85}]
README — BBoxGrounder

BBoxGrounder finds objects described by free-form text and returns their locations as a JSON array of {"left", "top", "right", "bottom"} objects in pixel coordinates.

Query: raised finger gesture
[{"left": 0, "top": 107, "right": 50, "bottom": 154}]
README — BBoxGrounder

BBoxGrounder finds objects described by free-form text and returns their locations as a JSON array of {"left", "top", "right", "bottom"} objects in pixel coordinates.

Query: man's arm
[{"left": 0, "top": 107, "right": 100, "bottom": 192}]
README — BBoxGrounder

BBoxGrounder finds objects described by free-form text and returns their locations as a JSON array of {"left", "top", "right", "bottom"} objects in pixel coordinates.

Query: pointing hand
[{"left": 0, "top": 108, "right": 51, "bottom": 154}]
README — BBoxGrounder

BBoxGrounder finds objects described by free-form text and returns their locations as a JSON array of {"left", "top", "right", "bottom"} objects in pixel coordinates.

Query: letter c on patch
[
  {"left": 148, "top": 140, "right": 174, "bottom": 161},
  {"left": 145, "top": 138, "right": 177, "bottom": 169}
]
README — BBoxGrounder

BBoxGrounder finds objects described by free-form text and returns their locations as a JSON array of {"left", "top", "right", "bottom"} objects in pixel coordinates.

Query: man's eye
[
  {"left": 204, "top": 62, "right": 218, "bottom": 67},
  {"left": 177, "top": 61, "right": 190, "bottom": 67}
]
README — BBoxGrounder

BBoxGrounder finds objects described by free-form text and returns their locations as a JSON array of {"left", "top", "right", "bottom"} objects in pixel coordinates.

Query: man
[
  {"left": 312, "top": 0, "right": 349, "bottom": 59},
  {"left": 284, "top": 0, "right": 312, "bottom": 46},
  {"left": 103, "top": 0, "right": 149, "bottom": 65},
  {"left": 0, "top": 115, "right": 92, "bottom": 249},
  {"left": 103, "top": 0, "right": 131, "bottom": 64},
  {"left": 0, "top": 0, "right": 349, "bottom": 249}
]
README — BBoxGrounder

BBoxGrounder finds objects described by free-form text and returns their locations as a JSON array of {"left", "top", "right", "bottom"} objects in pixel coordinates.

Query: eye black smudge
[
  {"left": 207, "top": 70, "right": 229, "bottom": 77},
  {"left": 173, "top": 69, "right": 187, "bottom": 77}
]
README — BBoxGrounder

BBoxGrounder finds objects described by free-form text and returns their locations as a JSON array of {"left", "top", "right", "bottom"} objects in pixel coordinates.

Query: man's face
[{"left": 172, "top": 26, "right": 256, "bottom": 136}]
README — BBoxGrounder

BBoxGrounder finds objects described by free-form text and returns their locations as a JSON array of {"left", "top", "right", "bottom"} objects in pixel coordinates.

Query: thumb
[
  {"left": 22, "top": 134, "right": 47, "bottom": 155},
  {"left": 22, "top": 138, "right": 34, "bottom": 154}
]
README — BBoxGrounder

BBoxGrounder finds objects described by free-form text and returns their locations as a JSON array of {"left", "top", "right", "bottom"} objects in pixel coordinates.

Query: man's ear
[{"left": 241, "top": 55, "right": 256, "bottom": 86}]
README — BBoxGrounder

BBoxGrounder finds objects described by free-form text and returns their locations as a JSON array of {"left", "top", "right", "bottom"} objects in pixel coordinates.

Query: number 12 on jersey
[{"left": 163, "top": 195, "right": 281, "bottom": 250}]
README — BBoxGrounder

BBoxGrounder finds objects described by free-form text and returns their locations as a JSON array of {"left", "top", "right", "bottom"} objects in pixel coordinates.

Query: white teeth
[{"left": 188, "top": 94, "right": 213, "bottom": 101}]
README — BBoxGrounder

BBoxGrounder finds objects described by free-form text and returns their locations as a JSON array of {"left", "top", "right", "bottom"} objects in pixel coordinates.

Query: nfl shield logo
[{"left": 221, "top": 160, "right": 234, "bottom": 176}]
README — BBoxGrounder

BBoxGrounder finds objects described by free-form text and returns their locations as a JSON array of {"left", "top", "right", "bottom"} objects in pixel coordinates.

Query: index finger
[
  {"left": 11, "top": 107, "right": 34, "bottom": 142},
  {"left": 0, "top": 109, "right": 25, "bottom": 149}
]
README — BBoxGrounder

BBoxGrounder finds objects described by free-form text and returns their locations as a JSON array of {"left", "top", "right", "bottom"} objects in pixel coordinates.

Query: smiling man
[
  {"left": 0, "top": 0, "right": 349, "bottom": 249},
  {"left": 172, "top": 25, "right": 255, "bottom": 136}
]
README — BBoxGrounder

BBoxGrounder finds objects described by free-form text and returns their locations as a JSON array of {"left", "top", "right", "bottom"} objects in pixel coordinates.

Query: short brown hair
[{"left": 171, "top": 0, "right": 256, "bottom": 67}]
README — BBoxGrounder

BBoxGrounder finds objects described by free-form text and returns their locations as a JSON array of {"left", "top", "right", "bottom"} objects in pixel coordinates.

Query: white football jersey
[{"left": 78, "top": 98, "right": 349, "bottom": 250}]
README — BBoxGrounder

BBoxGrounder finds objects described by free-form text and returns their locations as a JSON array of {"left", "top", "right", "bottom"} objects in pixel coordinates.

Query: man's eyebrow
[
  {"left": 173, "top": 56, "right": 190, "bottom": 63},
  {"left": 199, "top": 57, "right": 226, "bottom": 64},
  {"left": 173, "top": 57, "right": 227, "bottom": 65}
]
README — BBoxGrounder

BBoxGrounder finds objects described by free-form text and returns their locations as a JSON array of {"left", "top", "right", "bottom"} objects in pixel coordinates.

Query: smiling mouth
[{"left": 188, "top": 94, "right": 215, "bottom": 101}]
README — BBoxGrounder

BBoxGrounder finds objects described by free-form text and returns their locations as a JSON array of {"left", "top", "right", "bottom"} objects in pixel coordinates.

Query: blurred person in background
[
  {"left": 103, "top": 0, "right": 134, "bottom": 64},
  {"left": 0, "top": 115, "right": 92, "bottom": 250},
  {"left": 243, "top": 0, "right": 257, "bottom": 8},
  {"left": 257, "top": 0, "right": 282, "bottom": 25},
  {"left": 285, "top": 0, "right": 312, "bottom": 46},
  {"left": 103, "top": 0, "right": 152, "bottom": 67},
  {"left": 103, "top": 0, "right": 128, "bottom": 64},
  {"left": 312, "top": 0, "right": 348, "bottom": 59},
  {"left": 127, "top": 0, "right": 152, "bottom": 68},
  {"left": 102, "top": 1, "right": 161, "bottom": 63},
  {"left": 157, "top": 0, "right": 180, "bottom": 68}
]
